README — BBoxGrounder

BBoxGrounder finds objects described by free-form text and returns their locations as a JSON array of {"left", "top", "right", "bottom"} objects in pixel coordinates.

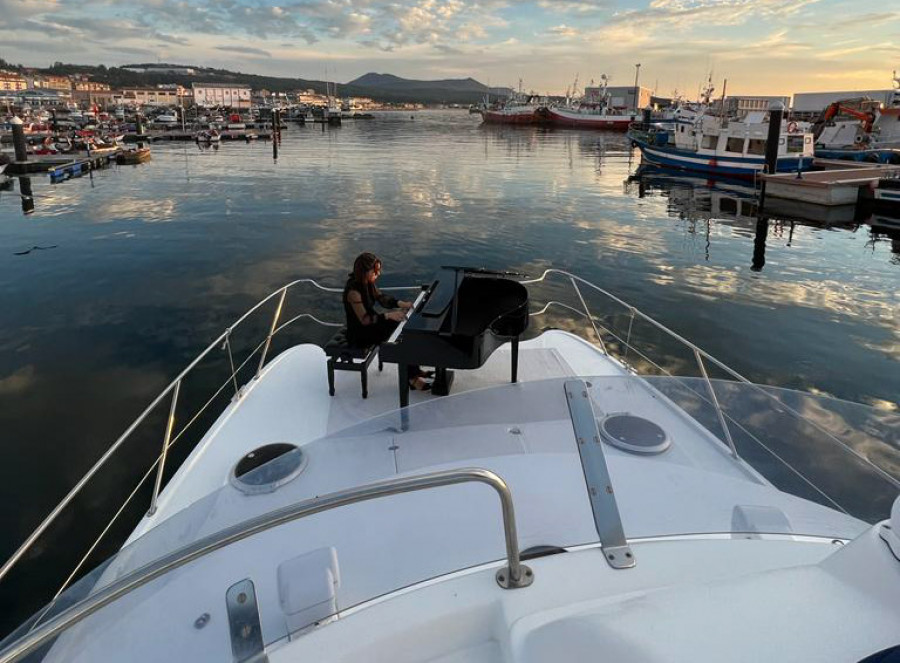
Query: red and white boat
[
  {"left": 545, "top": 106, "right": 638, "bottom": 131},
  {"left": 547, "top": 74, "right": 640, "bottom": 131},
  {"left": 480, "top": 89, "right": 544, "bottom": 125},
  {"left": 481, "top": 100, "right": 539, "bottom": 125}
]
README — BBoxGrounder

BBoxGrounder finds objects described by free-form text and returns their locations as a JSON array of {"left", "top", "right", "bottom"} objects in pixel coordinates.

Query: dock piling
[
  {"left": 10, "top": 117, "right": 28, "bottom": 163},
  {"left": 272, "top": 109, "right": 279, "bottom": 160},
  {"left": 759, "top": 101, "right": 785, "bottom": 211}
]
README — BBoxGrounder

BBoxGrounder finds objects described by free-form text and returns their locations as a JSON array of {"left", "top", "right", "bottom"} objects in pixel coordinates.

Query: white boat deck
[
  {"left": 34, "top": 330, "right": 887, "bottom": 663},
  {"left": 268, "top": 530, "right": 899, "bottom": 663},
  {"left": 133, "top": 331, "right": 623, "bottom": 536}
]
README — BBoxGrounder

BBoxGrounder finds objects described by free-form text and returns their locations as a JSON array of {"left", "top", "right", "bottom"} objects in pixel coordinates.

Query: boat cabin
[{"left": 672, "top": 112, "right": 814, "bottom": 160}]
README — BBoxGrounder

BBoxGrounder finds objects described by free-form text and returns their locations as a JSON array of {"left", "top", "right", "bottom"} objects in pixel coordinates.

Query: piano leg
[
  {"left": 432, "top": 368, "right": 454, "bottom": 396},
  {"left": 511, "top": 336, "right": 519, "bottom": 383},
  {"left": 399, "top": 363, "right": 410, "bottom": 409}
]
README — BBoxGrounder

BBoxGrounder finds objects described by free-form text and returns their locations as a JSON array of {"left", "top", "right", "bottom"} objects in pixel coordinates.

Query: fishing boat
[
  {"left": 115, "top": 146, "right": 152, "bottom": 165},
  {"left": 546, "top": 75, "right": 639, "bottom": 131},
  {"left": 546, "top": 105, "right": 639, "bottom": 131},
  {"left": 811, "top": 97, "right": 900, "bottom": 164},
  {"left": 481, "top": 88, "right": 542, "bottom": 125},
  {"left": 195, "top": 129, "right": 221, "bottom": 144},
  {"left": 481, "top": 102, "right": 539, "bottom": 125},
  {"left": 629, "top": 109, "right": 815, "bottom": 179},
  {"left": 0, "top": 266, "right": 897, "bottom": 663}
]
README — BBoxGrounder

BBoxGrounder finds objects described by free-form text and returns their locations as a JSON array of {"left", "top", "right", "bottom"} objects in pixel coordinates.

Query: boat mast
[{"left": 719, "top": 78, "right": 727, "bottom": 124}]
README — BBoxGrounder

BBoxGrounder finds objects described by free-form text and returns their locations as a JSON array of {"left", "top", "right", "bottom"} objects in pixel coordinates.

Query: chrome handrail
[
  {"left": 0, "top": 278, "right": 418, "bottom": 586},
  {"left": 0, "top": 468, "right": 532, "bottom": 663}
]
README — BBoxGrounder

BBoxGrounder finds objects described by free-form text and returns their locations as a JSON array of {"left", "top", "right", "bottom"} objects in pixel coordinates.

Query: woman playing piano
[{"left": 343, "top": 252, "right": 432, "bottom": 391}]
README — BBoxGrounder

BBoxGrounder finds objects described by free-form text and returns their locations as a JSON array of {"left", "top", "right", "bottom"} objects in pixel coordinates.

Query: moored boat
[
  {"left": 0, "top": 266, "right": 897, "bottom": 663},
  {"left": 481, "top": 92, "right": 542, "bottom": 125},
  {"left": 546, "top": 75, "right": 639, "bottom": 131},
  {"left": 116, "top": 146, "right": 152, "bottom": 165},
  {"left": 629, "top": 109, "right": 816, "bottom": 179},
  {"left": 481, "top": 105, "right": 538, "bottom": 125},
  {"left": 545, "top": 106, "right": 638, "bottom": 131},
  {"left": 195, "top": 129, "right": 221, "bottom": 144}
]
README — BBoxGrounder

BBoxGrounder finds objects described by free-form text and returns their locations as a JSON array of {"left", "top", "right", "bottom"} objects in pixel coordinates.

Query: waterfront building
[
  {"left": 25, "top": 73, "right": 72, "bottom": 92},
  {"left": 294, "top": 88, "right": 329, "bottom": 106},
  {"left": 120, "top": 85, "right": 189, "bottom": 107},
  {"left": 713, "top": 95, "right": 791, "bottom": 114},
  {"left": 792, "top": 89, "right": 895, "bottom": 115},
  {"left": 0, "top": 70, "right": 27, "bottom": 92},
  {"left": 584, "top": 85, "right": 653, "bottom": 110},
  {"left": 73, "top": 81, "right": 112, "bottom": 93},
  {"left": 348, "top": 96, "right": 377, "bottom": 110},
  {"left": 192, "top": 82, "right": 251, "bottom": 109},
  {"left": 73, "top": 81, "right": 115, "bottom": 108}
]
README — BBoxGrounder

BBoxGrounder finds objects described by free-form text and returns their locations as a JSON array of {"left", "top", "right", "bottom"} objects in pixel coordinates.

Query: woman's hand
[
  {"left": 385, "top": 310, "right": 406, "bottom": 322},
  {"left": 399, "top": 300, "right": 413, "bottom": 310}
]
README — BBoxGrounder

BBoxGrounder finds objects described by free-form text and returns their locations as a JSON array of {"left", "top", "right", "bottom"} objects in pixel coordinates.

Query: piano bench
[{"left": 324, "top": 328, "right": 383, "bottom": 399}]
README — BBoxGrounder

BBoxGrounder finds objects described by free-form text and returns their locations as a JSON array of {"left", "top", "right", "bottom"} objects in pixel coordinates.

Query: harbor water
[{"left": 0, "top": 110, "right": 898, "bottom": 635}]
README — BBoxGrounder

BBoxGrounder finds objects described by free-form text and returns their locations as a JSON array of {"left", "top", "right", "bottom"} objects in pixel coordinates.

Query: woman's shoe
[
  {"left": 414, "top": 369, "right": 435, "bottom": 379},
  {"left": 409, "top": 377, "right": 432, "bottom": 391}
]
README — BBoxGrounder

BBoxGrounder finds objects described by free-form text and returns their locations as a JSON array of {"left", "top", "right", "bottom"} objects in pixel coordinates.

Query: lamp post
[{"left": 633, "top": 63, "right": 642, "bottom": 111}]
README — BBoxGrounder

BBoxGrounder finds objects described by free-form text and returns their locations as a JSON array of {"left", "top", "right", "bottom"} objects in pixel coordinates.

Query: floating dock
[
  {"left": 124, "top": 130, "right": 272, "bottom": 142},
  {"left": 762, "top": 160, "right": 900, "bottom": 206},
  {"left": 6, "top": 152, "right": 120, "bottom": 180}
]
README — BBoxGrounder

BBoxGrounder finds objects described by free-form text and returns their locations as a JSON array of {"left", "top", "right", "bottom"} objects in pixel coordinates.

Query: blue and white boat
[{"left": 629, "top": 110, "right": 815, "bottom": 180}]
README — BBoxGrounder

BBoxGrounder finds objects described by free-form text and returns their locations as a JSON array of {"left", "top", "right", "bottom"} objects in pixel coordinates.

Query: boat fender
[{"left": 787, "top": 121, "right": 798, "bottom": 132}]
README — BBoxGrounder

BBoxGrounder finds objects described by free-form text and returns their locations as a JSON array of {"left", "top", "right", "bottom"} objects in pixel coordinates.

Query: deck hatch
[
  {"left": 230, "top": 443, "right": 307, "bottom": 495},
  {"left": 600, "top": 413, "right": 670, "bottom": 455}
]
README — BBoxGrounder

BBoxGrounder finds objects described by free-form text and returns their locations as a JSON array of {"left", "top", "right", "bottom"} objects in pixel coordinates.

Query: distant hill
[{"left": 348, "top": 73, "right": 513, "bottom": 103}]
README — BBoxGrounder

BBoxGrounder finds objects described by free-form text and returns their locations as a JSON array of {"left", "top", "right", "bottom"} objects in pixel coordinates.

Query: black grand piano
[{"left": 379, "top": 267, "right": 529, "bottom": 408}]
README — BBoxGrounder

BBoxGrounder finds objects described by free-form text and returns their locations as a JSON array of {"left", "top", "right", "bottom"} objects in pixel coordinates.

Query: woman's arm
[
  {"left": 374, "top": 290, "right": 399, "bottom": 309},
  {"left": 347, "top": 289, "right": 380, "bottom": 325}
]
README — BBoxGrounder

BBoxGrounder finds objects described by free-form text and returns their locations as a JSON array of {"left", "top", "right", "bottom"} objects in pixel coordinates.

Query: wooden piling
[
  {"left": 10, "top": 117, "right": 28, "bottom": 163},
  {"left": 759, "top": 101, "right": 785, "bottom": 211}
]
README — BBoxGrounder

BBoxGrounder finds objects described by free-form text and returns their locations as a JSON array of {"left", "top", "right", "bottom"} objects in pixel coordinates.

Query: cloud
[
  {"left": 215, "top": 45, "right": 273, "bottom": 57},
  {"left": 0, "top": 0, "right": 896, "bottom": 97},
  {"left": 537, "top": 0, "right": 611, "bottom": 14},
  {"left": 547, "top": 24, "right": 580, "bottom": 37}
]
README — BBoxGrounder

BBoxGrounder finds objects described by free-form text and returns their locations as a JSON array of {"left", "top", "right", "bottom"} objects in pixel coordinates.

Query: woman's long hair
[{"left": 350, "top": 252, "right": 381, "bottom": 286}]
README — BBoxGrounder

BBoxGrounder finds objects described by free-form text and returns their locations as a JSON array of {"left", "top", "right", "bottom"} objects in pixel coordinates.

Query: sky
[{"left": 0, "top": 0, "right": 898, "bottom": 96}]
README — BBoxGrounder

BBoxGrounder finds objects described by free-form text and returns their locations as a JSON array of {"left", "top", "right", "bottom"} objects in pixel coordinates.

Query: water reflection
[{"left": 0, "top": 175, "right": 34, "bottom": 216}]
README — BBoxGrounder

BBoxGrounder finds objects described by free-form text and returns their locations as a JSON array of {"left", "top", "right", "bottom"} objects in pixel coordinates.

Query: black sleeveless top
[{"left": 343, "top": 278, "right": 397, "bottom": 345}]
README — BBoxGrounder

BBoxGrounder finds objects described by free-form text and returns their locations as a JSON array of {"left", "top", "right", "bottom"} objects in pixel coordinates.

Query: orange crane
[{"left": 812, "top": 98, "right": 877, "bottom": 138}]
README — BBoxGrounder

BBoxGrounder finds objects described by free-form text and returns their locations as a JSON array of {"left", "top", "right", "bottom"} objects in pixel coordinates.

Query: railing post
[
  {"left": 693, "top": 349, "right": 738, "bottom": 458},
  {"left": 570, "top": 277, "right": 607, "bottom": 354},
  {"left": 222, "top": 330, "right": 240, "bottom": 398},
  {"left": 623, "top": 306, "right": 636, "bottom": 361},
  {"left": 147, "top": 380, "right": 181, "bottom": 516},
  {"left": 257, "top": 288, "right": 287, "bottom": 376}
]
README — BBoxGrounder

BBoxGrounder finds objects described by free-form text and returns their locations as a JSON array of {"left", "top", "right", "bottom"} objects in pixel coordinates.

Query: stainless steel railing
[
  {"left": 523, "top": 268, "right": 900, "bottom": 491},
  {"left": 0, "top": 278, "right": 415, "bottom": 589},
  {"left": 4, "top": 269, "right": 897, "bottom": 632},
  {"left": 0, "top": 468, "right": 532, "bottom": 663}
]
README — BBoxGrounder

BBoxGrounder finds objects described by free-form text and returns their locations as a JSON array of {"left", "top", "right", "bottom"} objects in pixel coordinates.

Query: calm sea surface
[{"left": 0, "top": 110, "right": 898, "bottom": 633}]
